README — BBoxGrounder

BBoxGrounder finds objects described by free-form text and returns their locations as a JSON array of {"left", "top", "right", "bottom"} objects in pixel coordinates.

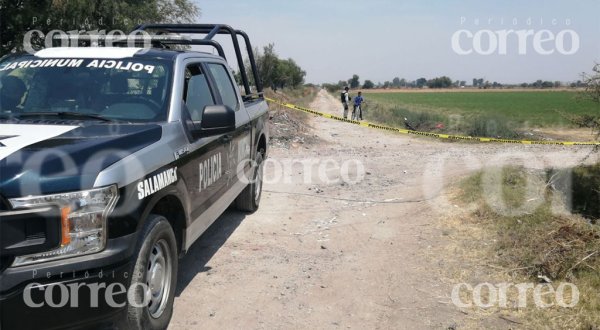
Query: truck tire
[
  {"left": 235, "top": 150, "right": 264, "bottom": 212},
  {"left": 126, "top": 214, "right": 178, "bottom": 330}
]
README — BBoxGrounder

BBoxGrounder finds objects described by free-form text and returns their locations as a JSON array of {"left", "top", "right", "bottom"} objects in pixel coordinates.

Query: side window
[
  {"left": 184, "top": 64, "right": 214, "bottom": 121},
  {"left": 207, "top": 63, "right": 239, "bottom": 111}
]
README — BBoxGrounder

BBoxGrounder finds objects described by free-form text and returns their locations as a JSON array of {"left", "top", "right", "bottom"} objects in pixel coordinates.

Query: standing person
[
  {"left": 352, "top": 91, "right": 365, "bottom": 120},
  {"left": 340, "top": 86, "right": 350, "bottom": 119}
]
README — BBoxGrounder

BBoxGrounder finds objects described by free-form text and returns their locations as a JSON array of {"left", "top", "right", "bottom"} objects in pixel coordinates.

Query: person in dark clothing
[{"left": 341, "top": 86, "right": 350, "bottom": 119}]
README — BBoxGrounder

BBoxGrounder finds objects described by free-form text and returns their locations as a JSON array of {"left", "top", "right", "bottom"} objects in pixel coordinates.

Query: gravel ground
[{"left": 169, "top": 89, "right": 598, "bottom": 329}]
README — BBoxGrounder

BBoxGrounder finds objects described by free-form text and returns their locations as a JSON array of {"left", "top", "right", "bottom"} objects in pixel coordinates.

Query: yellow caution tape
[{"left": 265, "top": 97, "right": 600, "bottom": 146}]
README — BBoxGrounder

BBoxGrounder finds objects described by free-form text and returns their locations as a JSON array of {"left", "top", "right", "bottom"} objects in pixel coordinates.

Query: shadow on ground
[{"left": 175, "top": 208, "right": 247, "bottom": 296}]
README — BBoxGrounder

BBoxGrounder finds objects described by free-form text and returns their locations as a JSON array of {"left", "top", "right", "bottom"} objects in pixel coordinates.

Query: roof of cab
[{"left": 32, "top": 47, "right": 222, "bottom": 61}]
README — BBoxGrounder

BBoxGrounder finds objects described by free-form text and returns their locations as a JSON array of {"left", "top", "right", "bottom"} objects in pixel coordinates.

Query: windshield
[{"left": 0, "top": 56, "right": 172, "bottom": 122}]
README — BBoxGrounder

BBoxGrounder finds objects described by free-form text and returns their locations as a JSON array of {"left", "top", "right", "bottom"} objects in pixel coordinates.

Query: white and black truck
[{"left": 0, "top": 24, "right": 269, "bottom": 329}]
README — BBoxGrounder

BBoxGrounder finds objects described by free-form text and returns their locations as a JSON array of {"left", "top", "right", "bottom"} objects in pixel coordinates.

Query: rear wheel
[
  {"left": 126, "top": 214, "right": 178, "bottom": 330},
  {"left": 235, "top": 150, "right": 264, "bottom": 212}
]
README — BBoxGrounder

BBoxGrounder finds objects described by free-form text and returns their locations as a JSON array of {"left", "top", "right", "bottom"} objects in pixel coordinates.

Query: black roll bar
[{"left": 133, "top": 24, "right": 263, "bottom": 95}]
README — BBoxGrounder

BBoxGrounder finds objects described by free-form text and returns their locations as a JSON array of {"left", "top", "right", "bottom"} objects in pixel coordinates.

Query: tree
[
  {"left": 362, "top": 80, "right": 375, "bottom": 89},
  {"left": 582, "top": 64, "right": 600, "bottom": 103},
  {"left": 322, "top": 81, "right": 346, "bottom": 93},
  {"left": 473, "top": 78, "right": 485, "bottom": 87},
  {"left": 572, "top": 64, "right": 600, "bottom": 139},
  {"left": 541, "top": 81, "right": 554, "bottom": 88},
  {"left": 349, "top": 75, "right": 360, "bottom": 89},
  {"left": 426, "top": 76, "right": 453, "bottom": 89},
  {"left": 383, "top": 81, "right": 391, "bottom": 89},
  {"left": 416, "top": 78, "right": 427, "bottom": 88},
  {"left": 0, "top": 0, "right": 200, "bottom": 56},
  {"left": 392, "top": 77, "right": 401, "bottom": 87},
  {"left": 251, "top": 44, "right": 306, "bottom": 89},
  {"left": 273, "top": 58, "right": 304, "bottom": 88}
]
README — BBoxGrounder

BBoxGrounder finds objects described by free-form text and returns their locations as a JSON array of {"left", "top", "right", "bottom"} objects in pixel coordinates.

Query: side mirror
[{"left": 192, "top": 105, "right": 236, "bottom": 138}]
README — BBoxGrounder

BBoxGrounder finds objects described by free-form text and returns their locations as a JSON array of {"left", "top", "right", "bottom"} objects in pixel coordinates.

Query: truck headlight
[{"left": 8, "top": 185, "right": 118, "bottom": 267}]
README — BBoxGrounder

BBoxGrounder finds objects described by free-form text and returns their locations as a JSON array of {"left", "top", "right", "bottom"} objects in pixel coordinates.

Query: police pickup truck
[{"left": 0, "top": 24, "right": 268, "bottom": 329}]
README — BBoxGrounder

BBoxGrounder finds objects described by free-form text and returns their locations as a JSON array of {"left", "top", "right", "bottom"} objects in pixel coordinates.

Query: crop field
[{"left": 363, "top": 90, "right": 598, "bottom": 127}]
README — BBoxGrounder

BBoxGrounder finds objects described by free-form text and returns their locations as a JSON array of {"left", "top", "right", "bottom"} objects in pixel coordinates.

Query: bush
[
  {"left": 467, "top": 115, "right": 520, "bottom": 139},
  {"left": 364, "top": 103, "right": 447, "bottom": 131},
  {"left": 364, "top": 100, "right": 521, "bottom": 139},
  {"left": 457, "top": 166, "right": 600, "bottom": 327},
  {"left": 551, "top": 164, "right": 600, "bottom": 222},
  {"left": 461, "top": 166, "right": 600, "bottom": 276}
]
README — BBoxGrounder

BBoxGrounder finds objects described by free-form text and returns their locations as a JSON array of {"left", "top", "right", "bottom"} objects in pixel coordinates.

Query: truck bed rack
[{"left": 133, "top": 24, "right": 263, "bottom": 99}]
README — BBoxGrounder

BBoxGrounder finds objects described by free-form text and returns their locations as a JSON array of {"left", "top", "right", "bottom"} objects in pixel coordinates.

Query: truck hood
[{"left": 0, "top": 122, "right": 162, "bottom": 198}]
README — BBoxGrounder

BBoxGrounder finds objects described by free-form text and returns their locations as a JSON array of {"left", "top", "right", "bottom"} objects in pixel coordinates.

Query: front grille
[
  {"left": 1, "top": 204, "right": 61, "bottom": 261},
  {"left": 0, "top": 256, "right": 13, "bottom": 272},
  {"left": 0, "top": 195, "right": 10, "bottom": 211},
  {"left": 0, "top": 195, "right": 13, "bottom": 271}
]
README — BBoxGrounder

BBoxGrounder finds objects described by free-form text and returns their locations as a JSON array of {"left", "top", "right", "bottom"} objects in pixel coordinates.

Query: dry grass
[
  {"left": 441, "top": 166, "right": 600, "bottom": 329},
  {"left": 265, "top": 86, "right": 319, "bottom": 148}
]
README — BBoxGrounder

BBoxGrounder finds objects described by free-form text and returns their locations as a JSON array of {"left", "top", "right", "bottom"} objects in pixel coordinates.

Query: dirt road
[{"left": 170, "top": 90, "right": 596, "bottom": 329}]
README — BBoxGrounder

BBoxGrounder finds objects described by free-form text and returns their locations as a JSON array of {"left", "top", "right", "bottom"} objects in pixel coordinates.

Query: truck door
[
  {"left": 205, "top": 63, "right": 252, "bottom": 187},
  {"left": 179, "top": 63, "right": 229, "bottom": 234}
]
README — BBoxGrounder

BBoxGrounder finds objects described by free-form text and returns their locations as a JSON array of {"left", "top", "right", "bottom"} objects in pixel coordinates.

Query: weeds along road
[{"left": 169, "top": 89, "right": 598, "bottom": 329}]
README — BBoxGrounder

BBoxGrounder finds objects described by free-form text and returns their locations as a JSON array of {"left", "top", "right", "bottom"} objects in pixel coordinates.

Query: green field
[{"left": 365, "top": 91, "right": 599, "bottom": 127}]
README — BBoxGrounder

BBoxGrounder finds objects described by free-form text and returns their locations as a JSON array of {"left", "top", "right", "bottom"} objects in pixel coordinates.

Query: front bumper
[{"left": 0, "top": 233, "right": 136, "bottom": 330}]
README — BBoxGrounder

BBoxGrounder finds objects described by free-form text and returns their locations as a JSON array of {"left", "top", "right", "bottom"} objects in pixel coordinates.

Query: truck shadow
[{"left": 175, "top": 209, "right": 247, "bottom": 296}]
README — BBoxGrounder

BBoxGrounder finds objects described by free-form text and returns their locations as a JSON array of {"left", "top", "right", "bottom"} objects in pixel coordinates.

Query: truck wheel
[
  {"left": 127, "top": 214, "right": 178, "bottom": 330},
  {"left": 235, "top": 150, "right": 264, "bottom": 212}
]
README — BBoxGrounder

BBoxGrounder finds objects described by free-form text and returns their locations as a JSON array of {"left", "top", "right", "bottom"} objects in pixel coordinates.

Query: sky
[{"left": 198, "top": 0, "right": 599, "bottom": 85}]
